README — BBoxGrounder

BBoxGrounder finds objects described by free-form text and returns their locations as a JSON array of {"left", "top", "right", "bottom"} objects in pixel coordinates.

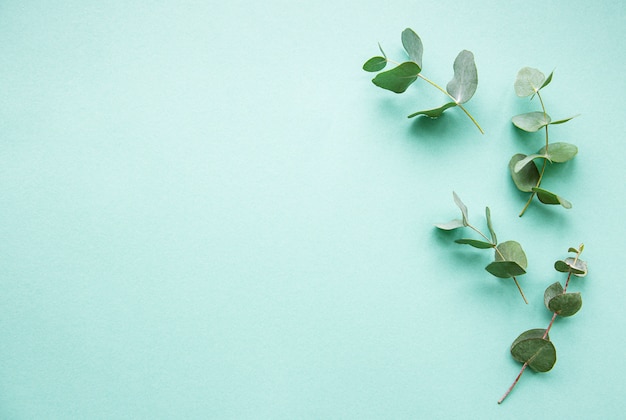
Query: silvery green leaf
[
  {"left": 513, "top": 153, "right": 547, "bottom": 173},
  {"left": 401, "top": 28, "right": 423, "bottom": 67},
  {"left": 538, "top": 142, "right": 578, "bottom": 163},
  {"left": 514, "top": 67, "right": 546, "bottom": 97},
  {"left": 548, "top": 292, "right": 582, "bottom": 317},
  {"left": 407, "top": 102, "right": 457, "bottom": 118},
  {"left": 554, "top": 257, "right": 588, "bottom": 277},
  {"left": 495, "top": 241, "right": 528, "bottom": 269},
  {"left": 485, "top": 207, "right": 497, "bottom": 244},
  {"left": 544, "top": 281, "right": 564, "bottom": 310},
  {"left": 446, "top": 50, "right": 478, "bottom": 104},
  {"left": 512, "top": 112, "right": 551, "bottom": 132},
  {"left": 435, "top": 219, "right": 465, "bottom": 230},
  {"left": 452, "top": 191, "right": 469, "bottom": 226},
  {"left": 509, "top": 154, "right": 540, "bottom": 193},
  {"left": 550, "top": 114, "right": 580, "bottom": 125},
  {"left": 540, "top": 70, "right": 554, "bottom": 89}
]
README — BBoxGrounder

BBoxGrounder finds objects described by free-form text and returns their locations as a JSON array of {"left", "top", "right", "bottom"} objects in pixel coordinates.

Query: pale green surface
[{"left": 1, "top": 1, "right": 625, "bottom": 418}]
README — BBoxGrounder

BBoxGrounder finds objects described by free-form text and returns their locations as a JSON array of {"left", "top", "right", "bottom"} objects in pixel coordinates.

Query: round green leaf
[
  {"left": 548, "top": 292, "right": 583, "bottom": 317},
  {"left": 532, "top": 187, "right": 572, "bottom": 209},
  {"left": 509, "top": 154, "right": 540, "bottom": 193},
  {"left": 401, "top": 28, "right": 423, "bottom": 68},
  {"left": 554, "top": 257, "right": 588, "bottom": 277},
  {"left": 407, "top": 102, "right": 457, "bottom": 119},
  {"left": 512, "top": 112, "right": 552, "bottom": 132},
  {"left": 485, "top": 260, "right": 526, "bottom": 278},
  {"left": 446, "top": 50, "right": 478, "bottom": 104},
  {"left": 510, "top": 329, "right": 556, "bottom": 372},
  {"left": 371, "top": 62, "right": 421, "bottom": 94},
  {"left": 495, "top": 241, "right": 527, "bottom": 269},
  {"left": 538, "top": 142, "right": 578, "bottom": 163},
  {"left": 363, "top": 56, "right": 387, "bottom": 72},
  {"left": 544, "top": 281, "right": 564, "bottom": 310},
  {"left": 514, "top": 67, "right": 546, "bottom": 97},
  {"left": 455, "top": 238, "right": 494, "bottom": 249}
]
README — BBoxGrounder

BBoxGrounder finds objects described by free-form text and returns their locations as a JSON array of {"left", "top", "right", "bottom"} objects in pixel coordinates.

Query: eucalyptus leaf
[
  {"left": 485, "top": 207, "right": 497, "bottom": 244},
  {"left": 548, "top": 292, "right": 583, "bottom": 317},
  {"left": 511, "top": 329, "right": 549, "bottom": 349},
  {"left": 495, "top": 241, "right": 528, "bottom": 269},
  {"left": 378, "top": 42, "right": 387, "bottom": 58},
  {"left": 509, "top": 154, "right": 540, "bottom": 193},
  {"left": 372, "top": 62, "right": 421, "bottom": 93},
  {"left": 512, "top": 112, "right": 552, "bottom": 132},
  {"left": 401, "top": 28, "right": 423, "bottom": 68},
  {"left": 510, "top": 329, "right": 556, "bottom": 372},
  {"left": 446, "top": 50, "right": 478, "bottom": 104},
  {"left": 568, "top": 247, "right": 579, "bottom": 253},
  {"left": 554, "top": 257, "right": 588, "bottom": 276},
  {"left": 407, "top": 102, "right": 457, "bottom": 119},
  {"left": 435, "top": 219, "right": 465, "bottom": 230},
  {"left": 514, "top": 67, "right": 546, "bottom": 97},
  {"left": 539, "top": 142, "right": 578, "bottom": 163},
  {"left": 513, "top": 153, "right": 547, "bottom": 173},
  {"left": 532, "top": 188, "right": 572, "bottom": 209},
  {"left": 455, "top": 238, "right": 494, "bottom": 249},
  {"left": 485, "top": 260, "right": 526, "bottom": 278},
  {"left": 540, "top": 70, "right": 554, "bottom": 90},
  {"left": 550, "top": 114, "right": 580, "bottom": 125},
  {"left": 452, "top": 191, "right": 469, "bottom": 226},
  {"left": 363, "top": 56, "right": 387, "bottom": 72},
  {"left": 544, "top": 281, "right": 564, "bottom": 310}
]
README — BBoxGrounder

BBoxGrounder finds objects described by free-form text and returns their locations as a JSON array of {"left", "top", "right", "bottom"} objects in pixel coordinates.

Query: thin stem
[
  {"left": 498, "top": 362, "right": 529, "bottom": 404},
  {"left": 417, "top": 74, "right": 485, "bottom": 134},
  {"left": 518, "top": 91, "right": 549, "bottom": 217},
  {"left": 466, "top": 223, "right": 528, "bottom": 304}
]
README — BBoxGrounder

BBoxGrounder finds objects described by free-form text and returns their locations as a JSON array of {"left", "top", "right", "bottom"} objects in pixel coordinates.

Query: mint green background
[{"left": 1, "top": 1, "right": 624, "bottom": 418}]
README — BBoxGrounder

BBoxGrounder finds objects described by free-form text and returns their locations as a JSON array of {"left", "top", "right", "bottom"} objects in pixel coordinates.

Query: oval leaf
[
  {"left": 485, "top": 260, "right": 526, "bottom": 278},
  {"left": 548, "top": 292, "right": 583, "bottom": 317},
  {"left": 401, "top": 28, "right": 423, "bottom": 68},
  {"left": 513, "top": 153, "right": 547, "bottom": 173},
  {"left": 554, "top": 258, "right": 588, "bottom": 277},
  {"left": 446, "top": 50, "right": 478, "bottom": 104},
  {"left": 512, "top": 112, "right": 552, "bottom": 132},
  {"left": 538, "top": 142, "right": 578, "bottom": 163},
  {"left": 511, "top": 330, "right": 556, "bottom": 372},
  {"left": 544, "top": 281, "right": 564, "bottom": 310},
  {"left": 455, "top": 238, "right": 494, "bottom": 249},
  {"left": 495, "top": 241, "right": 528, "bottom": 269},
  {"left": 532, "top": 187, "right": 572, "bottom": 209},
  {"left": 407, "top": 102, "right": 457, "bottom": 119},
  {"left": 511, "top": 329, "right": 549, "bottom": 349},
  {"left": 435, "top": 219, "right": 465, "bottom": 230},
  {"left": 514, "top": 67, "right": 546, "bottom": 97},
  {"left": 363, "top": 56, "right": 387, "bottom": 72},
  {"left": 372, "top": 62, "right": 421, "bottom": 93},
  {"left": 509, "top": 154, "right": 540, "bottom": 192}
]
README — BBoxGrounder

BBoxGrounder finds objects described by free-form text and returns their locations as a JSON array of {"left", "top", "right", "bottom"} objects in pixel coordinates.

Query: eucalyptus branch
[
  {"left": 363, "top": 28, "right": 483, "bottom": 134},
  {"left": 498, "top": 244, "right": 588, "bottom": 404},
  {"left": 435, "top": 192, "right": 528, "bottom": 303},
  {"left": 508, "top": 67, "right": 580, "bottom": 216}
]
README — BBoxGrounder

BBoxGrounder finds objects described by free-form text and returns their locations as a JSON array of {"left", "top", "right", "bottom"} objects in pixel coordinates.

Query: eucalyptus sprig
[
  {"left": 436, "top": 192, "right": 528, "bottom": 303},
  {"left": 509, "top": 67, "right": 580, "bottom": 216},
  {"left": 363, "top": 28, "right": 484, "bottom": 134},
  {"left": 498, "top": 244, "right": 588, "bottom": 404}
]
